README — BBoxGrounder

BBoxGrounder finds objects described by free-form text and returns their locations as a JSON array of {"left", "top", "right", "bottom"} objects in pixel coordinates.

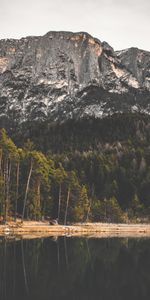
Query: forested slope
[{"left": 1, "top": 113, "right": 150, "bottom": 223}]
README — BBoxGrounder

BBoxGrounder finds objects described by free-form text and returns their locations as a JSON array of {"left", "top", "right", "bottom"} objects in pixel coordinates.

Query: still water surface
[{"left": 0, "top": 236, "right": 150, "bottom": 300}]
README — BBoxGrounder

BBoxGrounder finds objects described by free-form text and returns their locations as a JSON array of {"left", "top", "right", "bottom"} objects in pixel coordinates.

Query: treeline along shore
[{"left": 1, "top": 114, "right": 150, "bottom": 225}]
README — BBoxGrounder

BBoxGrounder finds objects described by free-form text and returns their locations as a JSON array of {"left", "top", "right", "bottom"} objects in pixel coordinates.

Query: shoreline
[{"left": 1, "top": 221, "right": 150, "bottom": 238}]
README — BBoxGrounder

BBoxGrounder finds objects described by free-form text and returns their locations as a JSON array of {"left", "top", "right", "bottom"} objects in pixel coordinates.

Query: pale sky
[{"left": 0, "top": 0, "right": 150, "bottom": 51}]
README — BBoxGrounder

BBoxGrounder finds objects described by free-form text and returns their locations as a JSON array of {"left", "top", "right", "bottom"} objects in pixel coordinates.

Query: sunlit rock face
[{"left": 0, "top": 31, "right": 149, "bottom": 125}]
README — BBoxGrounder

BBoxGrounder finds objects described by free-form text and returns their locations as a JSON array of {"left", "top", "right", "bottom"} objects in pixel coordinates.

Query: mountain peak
[{"left": 0, "top": 31, "right": 149, "bottom": 126}]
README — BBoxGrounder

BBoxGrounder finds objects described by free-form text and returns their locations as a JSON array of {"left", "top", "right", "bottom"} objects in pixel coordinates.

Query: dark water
[{"left": 0, "top": 236, "right": 150, "bottom": 300}]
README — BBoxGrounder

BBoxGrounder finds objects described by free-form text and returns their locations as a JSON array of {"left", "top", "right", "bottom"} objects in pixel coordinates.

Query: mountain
[
  {"left": 0, "top": 32, "right": 150, "bottom": 223},
  {"left": 0, "top": 31, "right": 150, "bottom": 127}
]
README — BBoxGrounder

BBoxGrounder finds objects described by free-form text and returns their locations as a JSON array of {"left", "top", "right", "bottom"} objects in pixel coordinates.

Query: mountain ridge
[{"left": 0, "top": 31, "right": 150, "bottom": 126}]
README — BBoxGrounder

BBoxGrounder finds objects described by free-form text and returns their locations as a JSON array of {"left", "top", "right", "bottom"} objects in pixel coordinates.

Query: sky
[{"left": 0, "top": 0, "right": 150, "bottom": 51}]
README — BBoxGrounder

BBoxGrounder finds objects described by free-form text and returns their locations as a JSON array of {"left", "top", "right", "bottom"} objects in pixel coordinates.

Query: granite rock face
[{"left": 0, "top": 31, "right": 150, "bottom": 124}]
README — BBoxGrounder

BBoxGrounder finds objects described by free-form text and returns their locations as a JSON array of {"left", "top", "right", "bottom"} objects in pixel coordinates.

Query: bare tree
[
  {"left": 22, "top": 159, "right": 33, "bottom": 221},
  {"left": 64, "top": 187, "right": 70, "bottom": 225},
  {"left": 15, "top": 162, "right": 20, "bottom": 222}
]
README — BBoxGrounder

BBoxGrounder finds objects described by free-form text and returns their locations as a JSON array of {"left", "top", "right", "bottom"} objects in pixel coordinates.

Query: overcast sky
[{"left": 0, "top": 0, "right": 149, "bottom": 51}]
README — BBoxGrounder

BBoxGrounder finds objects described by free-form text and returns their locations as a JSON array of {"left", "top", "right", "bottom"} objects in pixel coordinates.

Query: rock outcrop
[{"left": 0, "top": 31, "right": 149, "bottom": 125}]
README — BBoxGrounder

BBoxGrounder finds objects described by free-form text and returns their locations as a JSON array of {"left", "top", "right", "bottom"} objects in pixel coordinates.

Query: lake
[{"left": 0, "top": 236, "right": 150, "bottom": 300}]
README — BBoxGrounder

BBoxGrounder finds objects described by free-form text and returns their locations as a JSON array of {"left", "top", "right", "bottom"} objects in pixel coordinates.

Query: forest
[{"left": 0, "top": 112, "right": 150, "bottom": 223}]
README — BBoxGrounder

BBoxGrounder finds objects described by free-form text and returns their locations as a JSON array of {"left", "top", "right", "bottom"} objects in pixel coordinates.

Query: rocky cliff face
[{"left": 0, "top": 31, "right": 149, "bottom": 125}]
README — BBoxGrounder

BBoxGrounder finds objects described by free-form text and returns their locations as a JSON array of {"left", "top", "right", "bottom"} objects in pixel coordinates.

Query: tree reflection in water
[{"left": 0, "top": 236, "right": 150, "bottom": 300}]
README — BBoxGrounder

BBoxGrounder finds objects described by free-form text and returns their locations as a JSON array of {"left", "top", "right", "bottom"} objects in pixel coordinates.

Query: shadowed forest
[{"left": 1, "top": 113, "right": 150, "bottom": 223}]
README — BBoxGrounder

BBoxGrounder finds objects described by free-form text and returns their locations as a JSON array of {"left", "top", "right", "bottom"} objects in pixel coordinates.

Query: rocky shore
[{"left": 0, "top": 221, "right": 150, "bottom": 238}]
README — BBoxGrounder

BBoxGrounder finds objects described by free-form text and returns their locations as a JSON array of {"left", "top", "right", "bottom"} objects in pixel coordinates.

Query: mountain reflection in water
[{"left": 0, "top": 236, "right": 150, "bottom": 300}]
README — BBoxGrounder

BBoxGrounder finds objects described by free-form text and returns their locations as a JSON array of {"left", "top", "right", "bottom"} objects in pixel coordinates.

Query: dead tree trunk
[
  {"left": 15, "top": 162, "right": 20, "bottom": 222},
  {"left": 86, "top": 198, "right": 92, "bottom": 222},
  {"left": 86, "top": 184, "right": 94, "bottom": 222},
  {"left": 35, "top": 178, "right": 41, "bottom": 220},
  {"left": 22, "top": 159, "right": 33, "bottom": 221},
  {"left": 4, "top": 159, "right": 11, "bottom": 223},
  {"left": 57, "top": 183, "right": 61, "bottom": 222},
  {"left": 64, "top": 187, "right": 70, "bottom": 225}
]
